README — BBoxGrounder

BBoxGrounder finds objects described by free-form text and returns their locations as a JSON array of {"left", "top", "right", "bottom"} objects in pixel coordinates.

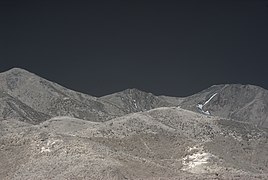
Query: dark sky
[{"left": 1, "top": 0, "right": 268, "bottom": 97}]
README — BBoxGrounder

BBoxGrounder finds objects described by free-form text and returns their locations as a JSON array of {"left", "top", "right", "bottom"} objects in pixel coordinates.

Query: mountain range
[{"left": 0, "top": 68, "right": 267, "bottom": 179}]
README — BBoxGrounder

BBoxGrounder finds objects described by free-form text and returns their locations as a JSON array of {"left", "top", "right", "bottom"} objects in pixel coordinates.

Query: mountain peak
[
  {"left": 180, "top": 83, "right": 268, "bottom": 128},
  {"left": 211, "top": 83, "right": 264, "bottom": 90},
  {"left": 6, "top": 67, "right": 28, "bottom": 73},
  {"left": 123, "top": 88, "right": 150, "bottom": 94},
  {"left": 2, "top": 67, "right": 34, "bottom": 76}
]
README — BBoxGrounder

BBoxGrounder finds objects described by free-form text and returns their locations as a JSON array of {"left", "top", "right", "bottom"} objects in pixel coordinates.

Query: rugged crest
[
  {"left": 1, "top": 68, "right": 268, "bottom": 179},
  {"left": 180, "top": 84, "right": 268, "bottom": 128},
  {"left": 0, "top": 68, "right": 179, "bottom": 123}
]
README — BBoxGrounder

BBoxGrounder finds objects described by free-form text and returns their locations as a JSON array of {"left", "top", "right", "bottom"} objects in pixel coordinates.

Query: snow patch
[
  {"left": 204, "top": 93, "right": 218, "bottom": 106},
  {"left": 197, "top": 104, "right": 203, "bottom": 109},
  {"left": 41, "top": 147, "right": 51, "bottom": 153},
  {"left": 187, "top": 145, "right": 199, "bottom": 152},
  {"left": 183, "top": 152, "right": 210, "bottom": 168},
  {"left": 197, "top": 93, "right": 218, "bottom": 115},
  {"left": 133, "top": 99, "right": 138, "bottom": 108},
  {"left": 40, "top": 139, "right": 63, "bottom": 153},
  {"left": 182, "top": 145, "right": 215, "bottom": 174}
]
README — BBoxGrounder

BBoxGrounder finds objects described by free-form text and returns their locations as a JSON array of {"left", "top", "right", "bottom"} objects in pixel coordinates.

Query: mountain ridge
[
  {"left": 180, "top": 84, "right": 268, "bottom": 128},
  {"left": 1, "top": 68, "right": 268, "bottom": 128},
  {"left": 1, "top": 68, "right": 268, "bottom": 179},
  {"left": 0, "top": 68, "right": 180, "bottom": 123}
]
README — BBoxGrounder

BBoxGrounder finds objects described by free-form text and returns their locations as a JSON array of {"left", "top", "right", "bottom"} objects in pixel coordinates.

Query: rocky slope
[
  {"left": 1, "top": 68, "right": 268, "bottom": 179},
  {"left": 180, "top": 84, "right": 268, "bottom": 128},
  {"left": 0, "top": 107, "right": 267, "bottom": 179},
  {"left": 0, "top": 68, "right": 178, "bottom": 124},
  {"left": 100, "top": 88, "right": 176, "bottom": 114}
]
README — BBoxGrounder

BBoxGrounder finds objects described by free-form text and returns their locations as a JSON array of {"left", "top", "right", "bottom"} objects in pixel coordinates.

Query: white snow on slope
[
  {"left": 133, "top": 99, "right": 138, "bottom": 108},
  {"left": 182, "top": 145, "right": 215, "bottom": 174},
  {"left": 197, "top": 93, "right": 218, "bottom": 115},
  {"left": 40, "top": 139, "right": 63, "bottom": 153},
  {"left": 204, "top": 93, "right": 218, "bottom": 106}
]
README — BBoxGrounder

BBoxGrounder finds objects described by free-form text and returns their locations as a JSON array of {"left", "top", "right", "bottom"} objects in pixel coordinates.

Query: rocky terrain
[
  {"left": 100, "top": 88, "right": 176, "bottom": 114},
  {"left": 0, "top": 68, "right": 268, "bottom": 179},
  {"left": 0, "top": 68, "right": 178, "bottom": 124},
  {"left": 180, "top": 84, "right": 268, "bottom": 128}
]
